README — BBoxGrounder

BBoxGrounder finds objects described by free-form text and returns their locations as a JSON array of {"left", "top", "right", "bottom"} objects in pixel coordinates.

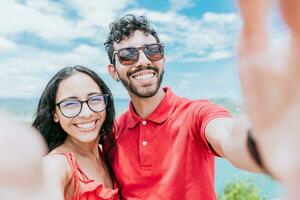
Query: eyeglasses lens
[
  {"left": 87, "top": 95, "right": 107, "bottom": 112},
  {"left": 59, "top": 95, "right": 107, "bottom": 118},
  {"left": 60, "top": 100, "right": 81, "bottom": 118}
]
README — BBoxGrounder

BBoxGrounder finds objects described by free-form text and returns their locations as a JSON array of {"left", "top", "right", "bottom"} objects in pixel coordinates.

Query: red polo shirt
[{"left": 111, "top": 87, "right": 231, "bottom": 200}]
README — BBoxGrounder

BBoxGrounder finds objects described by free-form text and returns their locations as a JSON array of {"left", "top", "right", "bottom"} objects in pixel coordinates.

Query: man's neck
[{"left": 130, "top": 87, "right": 165, "bottom": 119}]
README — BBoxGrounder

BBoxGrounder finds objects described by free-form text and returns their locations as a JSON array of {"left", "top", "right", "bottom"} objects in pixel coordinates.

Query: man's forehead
[{"left": 113, "top": 30, "right": 157, "bottom": 50}]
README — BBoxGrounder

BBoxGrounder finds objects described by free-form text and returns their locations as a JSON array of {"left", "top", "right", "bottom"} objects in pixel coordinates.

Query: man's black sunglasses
[{"left": 112, "top": 43, "right": 164, "bottom": 66}]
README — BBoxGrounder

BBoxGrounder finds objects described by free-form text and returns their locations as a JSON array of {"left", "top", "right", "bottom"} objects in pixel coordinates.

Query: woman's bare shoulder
[{"left": 42, "top": 151, "right": 73, "bottom": 181}]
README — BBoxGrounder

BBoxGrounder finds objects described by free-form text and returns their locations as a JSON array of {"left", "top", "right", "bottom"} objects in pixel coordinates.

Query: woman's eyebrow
[
  {"left": 88, "top": 92, "right": 103, "bottom": 96},
  {"left": 57, "top": 96, "right": 78, "bottom": 102},
  {"left": 58, "top": 92, "right": 103, "bottom": 102}
]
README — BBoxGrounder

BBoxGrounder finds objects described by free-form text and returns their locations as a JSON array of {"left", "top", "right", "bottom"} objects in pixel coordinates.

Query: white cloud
[
  {"left": 0, "top": 0, "right": 135, "bottom": 98},
  {"left": 0, "top": 0, "right": 133, "bottom": 43},
  {"left": 206, "top": 50, "right": 232, "bottom": 61},
  {"left": 0, "top": 1, "right": 75, "bottom": 41},
  {"left": 0, "top": 36, "right": 16, "bottom": 51},
  {"left": 169, "top": 0, "right": 194, "bottom": 12},
  {"left": 25, "top": 0, "right": 65, "bottom": 15},
  {"left": 0, "top": 1, "right": 287, "bottom": 100},
  {"left": 167, "top": 68, "right": 241, "bottom": 100},
  {"left": 73, "top": 44, "right": 102, "bottom": 56},
  {"left": 0, "top": 42, "right": 111, "bottom": 98},
  {"left": 65, "top": 0, "right": 135, "bottom": 27},
  {"left": 202, "top": 12, "right": 237, "bottom": 24},
  {"left": 126, "top": 9, "right": 239, "bottom": 62}
]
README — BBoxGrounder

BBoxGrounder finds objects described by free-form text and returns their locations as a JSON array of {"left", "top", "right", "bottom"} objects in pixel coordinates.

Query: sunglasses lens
[
  {"left": 115, "top": 44, "right": 164, "bottom": 66},
  {"left": 118, "top": 48, "right": 138, "bottom": 65},
  {"left": 144, "top": 44, "right": 164, "bottom": 61}
]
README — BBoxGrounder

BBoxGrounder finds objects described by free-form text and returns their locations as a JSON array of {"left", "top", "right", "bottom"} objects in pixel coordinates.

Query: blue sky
[{"left": 0, "top": 0, "right": 286, "bottom": 101}]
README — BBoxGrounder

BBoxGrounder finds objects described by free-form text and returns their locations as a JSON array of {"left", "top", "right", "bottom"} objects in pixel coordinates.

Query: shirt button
[
  {"left": 142, "top": 120, "right": 147, "bottom": 125},
  {"left": 142, "top": 141, "right": 148, "bottom": 146}
]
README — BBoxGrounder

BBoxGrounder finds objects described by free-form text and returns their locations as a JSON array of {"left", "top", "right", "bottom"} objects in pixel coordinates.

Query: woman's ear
[{"left": 53, "top": 113, "right": 59, "bottom": 123}]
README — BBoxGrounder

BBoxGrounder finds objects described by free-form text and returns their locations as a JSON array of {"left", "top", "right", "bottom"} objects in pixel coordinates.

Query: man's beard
[{"left": 119, "top": 66, "right": 164, "bottom": 98}]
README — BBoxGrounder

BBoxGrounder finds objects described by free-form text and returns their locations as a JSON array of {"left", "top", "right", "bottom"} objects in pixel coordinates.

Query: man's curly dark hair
[{"left": 104, "top": 14, "right": 161, "bottom": 65}]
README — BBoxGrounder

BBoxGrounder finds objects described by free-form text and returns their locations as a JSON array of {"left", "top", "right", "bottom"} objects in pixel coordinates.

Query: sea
[{"left": 0, "top": 97, "right": 280, "bottom": 199}]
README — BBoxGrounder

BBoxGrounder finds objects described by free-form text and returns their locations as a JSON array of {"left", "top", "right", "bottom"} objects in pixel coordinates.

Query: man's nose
[{"left": 134, "top": 50, "right": 151, "bottom": 67}]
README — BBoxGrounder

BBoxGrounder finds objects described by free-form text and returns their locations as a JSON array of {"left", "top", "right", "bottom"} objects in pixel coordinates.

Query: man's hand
[{"left": 237, "top": 0, "right": 300, "bottom": 192}]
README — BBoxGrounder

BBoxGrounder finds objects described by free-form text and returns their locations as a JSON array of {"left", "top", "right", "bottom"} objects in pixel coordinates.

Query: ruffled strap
[
  {"left": 80, "top": 181, "right": 119, "bottom": 200},
  {"left": 59, "top": 152, "right": 119, "bottom": 200},
  {"left": 61, "top": 152, "right": 81, "bottom": 199}
]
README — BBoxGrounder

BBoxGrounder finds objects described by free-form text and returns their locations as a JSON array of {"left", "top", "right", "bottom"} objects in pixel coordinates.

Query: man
[{"left": 104, "top": 14, "right": 262, "bottom": 199}]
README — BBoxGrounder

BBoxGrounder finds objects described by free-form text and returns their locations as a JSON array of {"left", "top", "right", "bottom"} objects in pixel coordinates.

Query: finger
[
  {"left": 287, "top": 37, "right": 300, "bottom": 79},
  {"left": 237, "top": 47, "right": 264, "bottom": 121},
  {"left": 279, "top": 0, "right": 300, "bottom": 37},
  {"left": 237, "top": 0, "right": 272, "bottom": 34},
  {"left": 279, "top": 0, "right": 300, "bottom": 76}
]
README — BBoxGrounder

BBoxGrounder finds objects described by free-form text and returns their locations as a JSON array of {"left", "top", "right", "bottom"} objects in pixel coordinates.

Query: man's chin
[
  {"left": 130, "top": 86, "right": 159, "bottom": 98},
  {"left": 121, "top": 71, "right": 164, "bottom": 98}
]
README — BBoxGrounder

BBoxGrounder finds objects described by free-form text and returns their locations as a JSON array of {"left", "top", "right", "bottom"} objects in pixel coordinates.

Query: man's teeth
[
  {"left": 76, "top": 121, "right": 95, "bottom": 129},
  {"left": 134, "top": 73, "right": 154, "bottom": 80}
]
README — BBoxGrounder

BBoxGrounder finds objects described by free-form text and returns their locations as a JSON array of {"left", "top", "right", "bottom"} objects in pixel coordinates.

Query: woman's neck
[{"left": 63, "top": 137, "right": 100, "bottom": 159}]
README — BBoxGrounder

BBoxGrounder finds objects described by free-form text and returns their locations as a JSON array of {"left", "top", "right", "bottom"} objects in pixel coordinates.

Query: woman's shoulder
[
  {"left": 43, "top": 151, "right": 74, "bottom": 180},
  {"left": 43, "top": 152, "right": 69, "bottom": 165},
  {"left": 46, "top": 146, "right": 75, "bottom": 163},
  {"left": 42, "top": 152, "right": 76, "bottom": 199}
]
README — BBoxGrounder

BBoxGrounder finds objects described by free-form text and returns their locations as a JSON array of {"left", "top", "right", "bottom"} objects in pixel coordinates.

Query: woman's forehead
[{"left": 56, "top": 73, "right": 101, "bottom": 100}]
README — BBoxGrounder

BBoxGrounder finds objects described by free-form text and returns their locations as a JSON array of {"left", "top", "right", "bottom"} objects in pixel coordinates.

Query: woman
[{"left": 33, "top": 66, "right": 118, "bottom": 200}]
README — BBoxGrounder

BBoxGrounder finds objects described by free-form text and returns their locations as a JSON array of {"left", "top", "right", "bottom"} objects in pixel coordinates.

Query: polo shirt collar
[{"left": 127, "top": 87, "right": 178, "bottom": 128}]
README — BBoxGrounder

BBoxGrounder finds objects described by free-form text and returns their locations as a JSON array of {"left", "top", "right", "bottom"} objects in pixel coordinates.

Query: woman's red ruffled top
[{"left": 62, "top": 152, "right": 119, "bottom": 200}]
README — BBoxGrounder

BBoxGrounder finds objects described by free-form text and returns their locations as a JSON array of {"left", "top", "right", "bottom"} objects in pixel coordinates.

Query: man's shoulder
[
  {"left": 175, "top": 97, "right": 229, "bottom": 115},
  {"left": 177, "top": 96, "right": 212, "bottom": 107},
  {"left": 115, "top": 109, "right": 130, "bottom": 125}
]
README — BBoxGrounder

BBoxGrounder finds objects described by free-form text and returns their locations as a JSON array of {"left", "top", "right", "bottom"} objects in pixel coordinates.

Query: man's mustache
[{"left": 127, "top": 66, "right": 159, "bottom": 77}]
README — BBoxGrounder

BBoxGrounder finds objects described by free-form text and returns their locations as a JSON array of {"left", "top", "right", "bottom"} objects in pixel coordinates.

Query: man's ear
[
  {"left": 108, "top": 64, "right": 119, "bottom": 81},
  {"left": 161, "top": 56, "right": 166, "bottom": 64}
]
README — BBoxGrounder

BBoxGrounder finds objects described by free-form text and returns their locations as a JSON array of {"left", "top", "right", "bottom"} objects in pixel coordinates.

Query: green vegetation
[{"left": 219, "top": 179, "right": 266, "bottom": 200}]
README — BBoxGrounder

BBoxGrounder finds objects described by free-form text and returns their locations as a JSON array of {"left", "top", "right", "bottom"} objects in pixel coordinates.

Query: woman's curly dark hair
[
  {"left": 104, "top": 14, "right": 161, "bottom": 65},
  {"left": 32, "top": 66, "right": 115, "bottom": 154}
]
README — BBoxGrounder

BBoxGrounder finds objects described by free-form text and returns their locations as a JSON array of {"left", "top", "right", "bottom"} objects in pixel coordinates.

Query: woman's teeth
[{"left": 76, "top": 121, "right": 96, "bottom": 129}]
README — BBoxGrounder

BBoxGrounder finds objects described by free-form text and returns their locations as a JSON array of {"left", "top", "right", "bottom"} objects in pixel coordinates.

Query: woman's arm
[{"left": 42, "top": 154, "right": 71, "bottom": 200}]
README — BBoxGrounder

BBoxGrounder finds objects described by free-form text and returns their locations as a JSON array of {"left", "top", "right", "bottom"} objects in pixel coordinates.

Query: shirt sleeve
[{"left": 191, "top": 100, "right": 232, "bottom": 155}]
